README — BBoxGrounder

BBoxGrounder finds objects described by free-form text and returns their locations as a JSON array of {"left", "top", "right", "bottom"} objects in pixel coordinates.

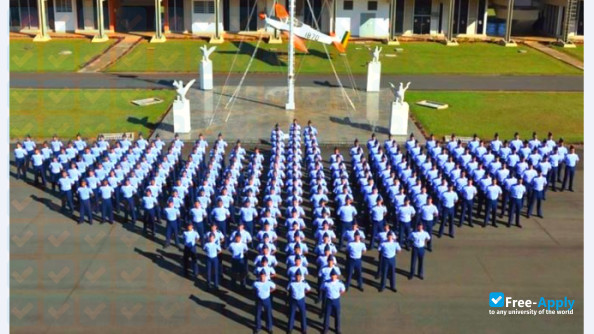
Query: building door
[
  {"left": 117, "top": 0, "right": 153, "bottom": 32},
  {"left": 76, "top": 0, "right": 84, "bottom": 30},
  {"left": 223, "top": 0, "right": 230, "bottom": 31},
  {"left": 360, "top": 13, "right": 375, "bottom": 37},
  {"left": 453, "top": 0, "right": 468, "bottom": 34},
  {"left": 240, "top": 0, "right": 257, "bottom": 30},
  {"left": 10, "top": 0, "right": 21, "bottom": 30},
  {"left": 303, "top": 0, "right": 322, "bottom": 28},
  {"left": 19, "top": 0, "right": 40, "bottom": 29},
  {"left": 577, "top": 0, "right": 583, "bottom": 35},
  {"left": 167, "top": 0, "right": 183, "bottom": 31},
  {"left": 476, "top": 0, "right": 485, "bottom": 34},
  {"left": 47, "top": 0, "right": 55, "bottom": 30},
  {"left": 413, "top": 0, "right": 431, "bottom": 34}
]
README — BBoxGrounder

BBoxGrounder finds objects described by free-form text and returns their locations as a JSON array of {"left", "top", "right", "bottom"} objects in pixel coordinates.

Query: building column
[
  {"left": 163, "top": 0, "right": 170, "bottom": 33},
  {"left": 150, "top": 0, "right": 166, "bottom": 42},
  {"left": 210, "top": 0, "right": 224, "bottom": 43},
  {"left": 92, "top": 0, "right": 109, "bottom": 42},
  {"left": 500, "top": 0, "right": 516, "bottom": 46},
  {"left": 444, "top": 0, "right": 458, "bottom": 45},
  {"left": 33, "top": 0, "right": 51, "bottom": 42},
  {"left": 332, "top": 0, "right": 336, "bottom": 34},
  {"left": 387, "top": 0, "right": 399, "bottom": 44},
  {"left": 109, "top": 0, "right": 115, "bottom": 31}
]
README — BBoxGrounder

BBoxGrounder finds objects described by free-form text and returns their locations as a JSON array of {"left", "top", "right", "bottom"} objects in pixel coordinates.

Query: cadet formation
[{"left": 12, "top": 124, "right": 580, "bottom": 333}]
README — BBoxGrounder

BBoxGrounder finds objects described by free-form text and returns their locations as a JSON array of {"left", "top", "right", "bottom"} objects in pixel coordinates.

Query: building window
[
  {"left": 55, "top": 0, "right": 72, "bottom": 12},
  {"left": 194, "top": 0, "right": 215, "bottom": 14},
  {"left": 343, "top": 0, "right": 353, "bottom": 10},
  {"left": 367, "top": 1, "right": 377, "bottom": 10}
]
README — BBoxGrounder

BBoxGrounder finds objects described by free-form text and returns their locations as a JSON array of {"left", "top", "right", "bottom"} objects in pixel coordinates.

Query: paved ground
[
  {"left": 524, "top": 41, "right": 584, "bottom": 70},
  {"left": 152, "top": 86, "right": 425, "bottom": 144},
  {"left": 9, "top": 72, "right": 584, "bottom": 91},
  {"left": 79, "top": 36, "right": 143, "bottom": 73},
  {"left": 9, "top": 143, "right": 583, "bottom": 334}
]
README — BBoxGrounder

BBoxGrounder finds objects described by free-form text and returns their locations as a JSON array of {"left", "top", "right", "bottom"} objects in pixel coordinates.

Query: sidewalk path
[
  {"left": 78, "top": 36, "right": 142, "bottom": 73},
  {"left": 524, "top": 41, "right": 584, "bottom": 70},
  {"left": 9, "top": 72, "right": 584, "bottom": 91}
]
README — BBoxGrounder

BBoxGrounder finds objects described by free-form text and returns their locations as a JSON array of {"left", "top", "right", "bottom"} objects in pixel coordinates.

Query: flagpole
[{"left": 285, "top": 0, "right": 295, "bottom": 110}]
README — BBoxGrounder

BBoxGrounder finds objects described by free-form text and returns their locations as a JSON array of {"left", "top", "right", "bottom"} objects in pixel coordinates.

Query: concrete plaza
[
  {"left": 9, "top": 143, "right": 583, "bottom": 334},
  {"left": 153, "top": 85, "right": 424, "bottom": 144}
]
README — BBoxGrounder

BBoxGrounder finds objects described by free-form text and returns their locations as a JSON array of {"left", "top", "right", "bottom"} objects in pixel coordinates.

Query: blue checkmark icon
[{"left": 489, "top": 292, "right": 505, "bottom": 307}]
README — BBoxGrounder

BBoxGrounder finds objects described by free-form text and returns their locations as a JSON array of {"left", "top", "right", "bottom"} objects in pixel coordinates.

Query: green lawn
[
  {"left": 10, "top": 89, "right": 176, "bottom": 139},
  {"left": 407, "top": 91, "right": 584, "bottom": 143},
  {"left": 551, "top": 44, "right": 584, "bottom": 62},
  {"left": 107, "top": 40, "right": 581, "bottom": 75},
  {"left": 10, "top": 39, "right": 116, "bottom": 72}
]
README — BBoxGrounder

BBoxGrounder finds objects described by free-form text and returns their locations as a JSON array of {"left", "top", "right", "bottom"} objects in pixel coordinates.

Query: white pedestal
[
  {"left": 173, "top": 99, "right": 191, "bottom": 133},
  {"left": 366, "top": 61, "right": 381, "bottom": 92},
  {"left": 200, "top": 61, "right": 213, "bottom": 91},
  {"left": 389, "top": 101, "right": 409, "bottom": 136}
]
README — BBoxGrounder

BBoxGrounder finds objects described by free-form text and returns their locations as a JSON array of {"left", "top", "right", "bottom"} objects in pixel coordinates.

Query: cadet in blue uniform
[
  {"left": 253, "top": 269, "right": 275, "bottom": 333},
  {"left": 562, "top": 146, "right": 579, "bottom": 192},
  {"left": 409, "top": 223, "right": 430, "bottom": 280},
  {"left": 438, "top": 185, "right": 458, "bottom": 238},
  {"left": 336, "top": 198, "right": 357, "bottom": 248},
  {"left": 484, "top": 179, "right": 502, "bottom": 227},
  {"left": 142, "top": 190, "right": 159, "bottom": 236},
  {"left": 121, "top": 179, "right": 137, "bottom": 223},
  {"left": 508, "top": 178, "right": 526, "bottom": 228},
  {"left": 163, "top": 201, "right": 181, "bottom": 249},
  {"left": 31, "top": 149, "right": 46, "bottom": 187},
  {"left": 58, "top": 171, "right": 74, "bottom": 215},
  {"left": 99, "top": 179, "right": 114, "bottom": 224},
  {"left": 419, "top": 197, "right": 438, "bottom": 251},
  {"left": 228, "top": 233, "right": 249, "bottom": 287},
  {"left": 369, "top": 197, "right": 387, "bottom": 249},
  {"left": 189, "top": 201, "right": 208, "bottom": 240},
  {"left": 287, "top": 269, "right": 311, "bottom": 333},
  {"left": 378, "top": 231, "right": 402, "bottom": 292},
  {"left": 77, "top": 179, "right": 94, "bottom": 224},
  {"left": 322, "top": 269, "right": 346, "bottom": 334},
  {"left": 528, "top": 171, "right": 547, "bottom": 218},
  {"left": 459, "top": 179, "right": 477, "bottom": 227},
  {"left": 14, "top": 142, "right": 28, "bottom": 180},
  {"left": 345, "top": 231, "right": 366, "bottom": 291},
  {"left": 182, "top": 224, "right": 200, "bottom": 277},
  {"left": 203, "top": 233, "right": 222, "bottom": 290},
  {"left": 211, "top": 199, "right": 231, "bottom": 240}
]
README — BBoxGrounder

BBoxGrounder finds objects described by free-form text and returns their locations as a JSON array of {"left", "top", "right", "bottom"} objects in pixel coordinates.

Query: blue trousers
[
  {"left": 33, "top": 165, "right": 46, "bottom": 186},
  {"left": 484, "top": 199, "right": 498, "bottom": 226},
  {"left": 549, "top": 167, "right": 558, "bottom": 191},
  {"left": 527, "top": 190, "right": 544, "bottom": 217},
  {"left": 255, "top": 297, "right": 273, "bottom": 332},
  {"left": 459, "top": 199, "right": 474, "bottom": 226},
  {"left": 192, "top": 222, "right": 205, "bottom": 242},
  {"left": 399, "top": 221, "right": 412, "bottom": 246},
  {"left": 101, "top": 198, "right": 114, "bottom": 223},
  {"left": 338, "top": 220, "right": 353, "bottom": 248},
  {"left": 79, "top": 199, "right": 92, "bottom": 224},
  {"left": 61, "top": 190, "right": 74, "bottom": 213},
  {"left": 323, "top": 298, "right": 341, "bottom": 333},
  {"left": 165, "top": 219, "right": 179, "bottom": 248},
  {"left": 346, "top": 257, "right": 363, "bottom": 290},
  {"left": 508, "top": 198, "right": 523, "bottom": 226},
  {"left": 410, "top": 246, "right": 426, "bottom": 278},
  {"left": 143, "top": 207, "right": 156, "bottom": 233},
  {"left": 288, "top": 297, "right": 307, "bottom": 332},
  {"left": 562, "top": 166, "right": 576, "bottom": 191},
  {"left": 231, "top": 258, "right": 247, "bottom": 286},
  {"left": 123, "top": 197, "right": 137, "bottom": 223},
  {"left": 380, "top": 256, "right": 396, "bottom": 290},
  {"left": 206, "top": 257, "right": 219, "bottom": 288},
  {"left": 369, "top": 219, "right": 384, "bottom": 250},
  {"left": 439, "top": 207, "right": 455, "bottom": 237},
  {"left": 422, "top": 219, "right": 434, "bottom": 250},
  {"left": 214, "top": 219, "right": 227, "bottom": 242},
  {"left": 183, "top": 245, "right": 198, "bottom": 276},
  {"left": 15, "top": 157, "right": 26, "bottom": 180}
]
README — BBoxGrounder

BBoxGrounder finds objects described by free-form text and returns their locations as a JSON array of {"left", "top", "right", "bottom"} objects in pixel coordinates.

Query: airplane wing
[
  {"left": 275, "top": 4, "right": 289, "bottom": 19},
  {"left": 282, "top": 31, "right": 308, "bottom": 53}
]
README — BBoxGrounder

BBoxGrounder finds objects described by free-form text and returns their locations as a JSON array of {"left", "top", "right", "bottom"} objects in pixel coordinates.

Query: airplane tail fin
[
  {"left": 332, "top": 31, "right": 350, "bottom": 53},
  {"left": 274, "top": 4, "right": 289, "bottom": 19}
]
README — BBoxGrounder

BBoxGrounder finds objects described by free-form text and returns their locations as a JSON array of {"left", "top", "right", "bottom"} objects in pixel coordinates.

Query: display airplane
[{"left": 259, "top": 4, "right": 350, "bottom": 53}]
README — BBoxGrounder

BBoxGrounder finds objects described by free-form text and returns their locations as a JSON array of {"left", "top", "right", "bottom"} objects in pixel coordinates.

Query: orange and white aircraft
[{"left": 259, "top": 4, "right": 350, "bottom": 53}]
